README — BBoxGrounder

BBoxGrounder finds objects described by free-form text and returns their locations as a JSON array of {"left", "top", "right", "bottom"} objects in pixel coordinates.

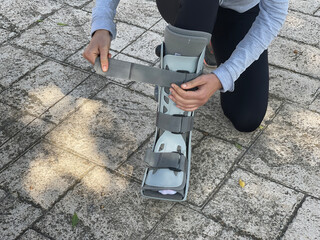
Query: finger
[
  {"left": 169, "top": 94, "right": 199, "bottom": 109},
  {"left": 176, "top": 105, "right": 198, "bottom": 112},
  {"left": 171, "top": 84, "right": 197, "bottom": 100},
  {"left": 169, "top": 88, "right": 200, "bottom": 106},
  {"left": 181, "top": 76, "right": 206, "bottom": 90},
  {"left": 82, "top": 47, "right": 97, "bottom": 65},
  {"left": 100, "top": 48, "right": 109, "bottom": 72}
]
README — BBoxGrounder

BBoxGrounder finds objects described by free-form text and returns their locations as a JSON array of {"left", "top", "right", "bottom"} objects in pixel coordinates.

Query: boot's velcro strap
[
  {"left": 156, "top": 112, "right": 194, "bottom": 133},
  {"left": 144, "top": 149, "right": 186, "bottom": 172},
  {"left": 94, "top": 58, "right": 200, "bottom": 88}
]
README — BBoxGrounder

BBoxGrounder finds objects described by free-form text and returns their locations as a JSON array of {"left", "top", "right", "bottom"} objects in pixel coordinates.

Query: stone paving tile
[
  {"left": 269, "top": 66, "right": 320, "bottom": 105},
  {"left": 110, "top": 21, "right": 145, "bottom": 52},
  {"left": 280, "top": 10, "right": 320, "bottom": 48},
  {"left": 202, "top": 169, "right": 304, "bottom": 240},
  {"left": 35, "top": 166, "right": 174, "bottom": 239},
  {"left": 56, "top": 0, "right": 89, "bottom": 7},
  {"left": 0, "top": 190, "right": 43, "bottom": 240},
  {"left": 309, "top": 94, "right": 320, "bottom": 114},
  {"left": 129, "top": 82, "right": 155, "bottom": 99},
  {"left": 0, "top": 102, "right": 35, "bottom": 146},
  {"left": 150, "top": 19, "right": 167, "bottom": 35},
  {"left": 82, "top": 1, "right": 94, "bottom": 12},
  {"left": 316, "top": 9, "right": 320, "bottom": 16},
  {"left": 115, "top": 0, "right": 162, "bottom": 29},
  {"left": 0, "top": 45, "right": 45, "bottom": 90},
  {"left": 0, "top": 29, "right": 15, "bottom": 45},
  {"left": 188, "top": 136, "right": 243, "bottom": 206},
  {"left": 283, "top": 197, "right": 320, "bottom": 240},
  {"left": 0, "top": 61, "right": 89, "bottom": 117},
  {"left": 0, "top": 0, "right": 61, "bottom": 31},
  {"left": 0, "top": 15, "right": 15, "bottom": 31},
  {"left": 0, "top": 141, "right": 94, "bottom": 209},
  {"left": 0, "top": 118, "right": 54, "bottom": 170},
  {"left": 240, "top": 103, "right": 320, "bottom": 198},
  {"left": 123, "top": 31, "right": 163, "bottom": 63},
  {"left": 289, "top": 0, "right": 320, "bottom": 15},
  {"left": 117, "top": 130, "right": 204, "bottom": 181},
  {"left": 269, "top": 37, "right": 320, "bottom": 79},
  {"left": 41, "top": 74, "right": 107, "bottom": 124},
  {"left": 46, "top": 84, "right": 157, "bottom": 169},
  {"left": 13, "top": 7, "right": 91, "bottom": 61},
  {"left": 148, "top": 204, "right": 251, "bottom": 240},
  {"left": 195, "top": 93, "right": 282, "bottom": 147},
  {"left": 19, "top": 229, "right": 50, "bottom": 240}
]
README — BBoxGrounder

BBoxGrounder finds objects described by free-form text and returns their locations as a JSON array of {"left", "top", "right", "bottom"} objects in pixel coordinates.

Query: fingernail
[
  {"left": 182, "top": 84, "right": 187, "bottom": 88},
  {"left": 169, "top": 88, "right": 173, "bottom": 93},
  {"left": 102, "top": 65, "right": 107, "bottom": 71}
]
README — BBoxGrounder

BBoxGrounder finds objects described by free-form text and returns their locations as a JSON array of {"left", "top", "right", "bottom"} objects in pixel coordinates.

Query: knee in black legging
[{"left": 224, "top": 109, "right": 265, "bottom": 133}]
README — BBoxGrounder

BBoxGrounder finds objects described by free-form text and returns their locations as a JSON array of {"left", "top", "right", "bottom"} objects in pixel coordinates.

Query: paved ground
[{"left": 0, "top": 0, "right": 319, "bottom": 239}]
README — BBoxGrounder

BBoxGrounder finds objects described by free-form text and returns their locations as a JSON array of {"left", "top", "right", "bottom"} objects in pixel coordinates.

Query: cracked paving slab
[
  {"left": 0, "top": 0, "right": 61, "bottom": 31},
  {"left": 148, "top": 204, "right": 251, "bottom": 240},
  {"left": 240, "top": 103, "right": 320, "bottom": 198},
  {"left": 34, "top": 166, "right": 173, "bottom": 239},
  {"left": 202, "top": 169, "right": 304, "bottom": 240},
  {"left": 195, "top": 93, "right": 282, "bottom": 147},
  {"left": 12, "top": 7, "right": 91, "bottom": 61},
  {"left": 0, "top": 141, "right": 95, "bottom": 209},
  {"left": 283, "top": 197, "right": 320, "bottom": 239},
  {"left": 45, "top": 84, "right": 157, "bottom": 169},
  {"left": 0, "top": 189, "right": 43, "bottom": 240},
  {"left": 0, "top": 61, "right": 89, "bottom": 117},
  {"left": 0, "top": 118, "right": 54, "bottom": 169},
  {"left": 0, "top": 45, "right": 45, "bottom": 90}
]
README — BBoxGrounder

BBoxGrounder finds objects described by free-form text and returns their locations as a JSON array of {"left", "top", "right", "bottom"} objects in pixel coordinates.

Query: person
[{"left": 83, "top": 0, "right": 289, "bottom": 132}]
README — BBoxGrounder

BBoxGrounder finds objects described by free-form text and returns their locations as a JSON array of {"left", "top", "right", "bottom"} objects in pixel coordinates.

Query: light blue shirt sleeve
[
  {"left": 213, "top": 0, "right": 289, "bottom": 92},
  {"left": 91, "top": 0, "right": 120, "bottom": 39}
]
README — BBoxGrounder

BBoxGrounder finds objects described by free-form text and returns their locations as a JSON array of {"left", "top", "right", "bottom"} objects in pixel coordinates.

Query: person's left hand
[{"left": 169, "top": 73, "right": 222, "bottom": 112}]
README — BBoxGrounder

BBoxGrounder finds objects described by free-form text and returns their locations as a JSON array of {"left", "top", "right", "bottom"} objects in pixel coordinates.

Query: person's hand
[
  {"left": 83, "top": 29, "right": 112, "bottom": 72},
  {"left": 169, "top": 73, "right": 222, "bottom": 111}
]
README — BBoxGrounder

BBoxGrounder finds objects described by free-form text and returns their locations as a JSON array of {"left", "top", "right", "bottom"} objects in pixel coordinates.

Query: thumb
[
  {"left": 100, "top": 50, "right": 109, "bottom": 72},
  {"left": 181, "top": 76, "right": 205, "bottom": 89}
]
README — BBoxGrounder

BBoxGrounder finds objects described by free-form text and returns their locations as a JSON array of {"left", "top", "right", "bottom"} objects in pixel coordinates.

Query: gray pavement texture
[{"left": 0, "top": 0, "right": 319, "bottom": 239}]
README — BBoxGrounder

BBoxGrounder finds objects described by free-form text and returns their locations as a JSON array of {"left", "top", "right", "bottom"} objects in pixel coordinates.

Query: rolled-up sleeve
[
  {"left": 213, "top": 0, "right": 289, "bottom": 92},
  {"left": 91, "top": 0, "right": 120, "bottom": 40}
]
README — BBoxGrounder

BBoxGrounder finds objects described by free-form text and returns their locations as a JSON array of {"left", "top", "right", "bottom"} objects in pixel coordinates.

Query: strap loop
[
  {"left": 156, "top": 112, "right": 194, "bottom": 133},
  {"left": 144, "top": 149, "right": 186, "bottom": 172}
]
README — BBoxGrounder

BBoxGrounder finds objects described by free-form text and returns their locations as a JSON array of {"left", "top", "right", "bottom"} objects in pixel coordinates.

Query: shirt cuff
[{"left": 213, "top": 64, "right": 235, "bottom": 93}]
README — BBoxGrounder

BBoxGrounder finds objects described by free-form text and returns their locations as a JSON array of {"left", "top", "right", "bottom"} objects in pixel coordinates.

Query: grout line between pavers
[
  {"left": 277, "top": 34, "right": 320, "bottom": 52},
  {"left": 142, "top": 203, "right": 178, "bottom": 240},
  {"left": 181, "top": 202, "right": 263, "bottom": 240},
  {"left": 14, "top": 164, "right": 97, "bottom": 240},
  {"left": 313, "top": 6, "right": 320, "bottom": 15},
  {"left": 276, "top": 195, "right": 307, "bottom": 240},
  {"left": 199, "top": 100, "right": 285, "bottom": 210},
  {"left": 237, "top": 166, "right": 320, "bottom": 202},
  {"left": 289, "top": 8, "right": 320, "bottom": 19}
]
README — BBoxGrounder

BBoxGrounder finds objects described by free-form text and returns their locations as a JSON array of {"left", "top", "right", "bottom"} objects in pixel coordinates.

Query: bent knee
[{"left": 227, "top": 113, "right": 265, "bottom": 133}]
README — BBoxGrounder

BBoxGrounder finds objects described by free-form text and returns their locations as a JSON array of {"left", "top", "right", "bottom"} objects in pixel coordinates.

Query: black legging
[{"left": 157, "top": 0, "right": 269, "bottom": 132}]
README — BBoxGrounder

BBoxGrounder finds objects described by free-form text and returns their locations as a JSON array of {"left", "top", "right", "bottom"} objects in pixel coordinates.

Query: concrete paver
[
  {"left": 0, "top": 45, "right": 45, "bottom": 90},
  {"left": 34, "top": 166, "right": 174, "bottom": 239},
  {"left": 240, "top": 103, "right": 320, "bottom": 198},
  {"left": 45, "top": 84, "right": 157, "bottom": 169},
  {"left": 0, "top": 0, "right": 319, "bottom": 239},
  {"left": 283, "top": 197, "right": 320, "bottom": 240},
  {"left": 202, "top": 169, "right": 304, "bottom": 239},
  {"left": 12, "top": 7, "right": 91, "bottom": 61}
]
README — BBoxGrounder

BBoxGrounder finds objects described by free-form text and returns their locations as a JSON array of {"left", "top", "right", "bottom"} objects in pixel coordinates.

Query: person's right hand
[{"left": 83, "top": 29, "right": 112, "bottom": 72}]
